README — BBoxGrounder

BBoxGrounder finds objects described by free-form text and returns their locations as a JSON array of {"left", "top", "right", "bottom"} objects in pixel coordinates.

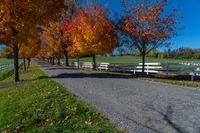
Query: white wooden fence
[
  {"left": 132, "top": 63, "right": 163, "bottom": 75},
  {"left": 60, "top": 60, "right": 200, "bottom": 80},
  {"left": 0, "top": 62, "right": 23, "bottom": 73},
  {"left": 0, "top": 64, "right": 13, "bottom": 72},
  {"left": 98, "top": 62, "right": 110, "bottom": 70}
]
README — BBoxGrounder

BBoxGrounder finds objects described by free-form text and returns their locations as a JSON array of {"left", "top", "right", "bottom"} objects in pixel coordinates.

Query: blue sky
[{"left": 99, "top": 0, "right": 200, "bottom": 50}]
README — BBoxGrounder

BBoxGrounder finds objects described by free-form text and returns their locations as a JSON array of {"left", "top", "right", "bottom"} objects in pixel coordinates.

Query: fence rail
[
  {"left": 0, "top": 64, "right": 13, "bottom": 72},
  {"left": 58, "top": 60, "right": 200, "bottom": 80}
]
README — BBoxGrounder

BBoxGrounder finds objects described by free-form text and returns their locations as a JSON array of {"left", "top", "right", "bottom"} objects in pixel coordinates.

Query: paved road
[{"left": 35, "top": 60, "right": 200, "bottom": 133}]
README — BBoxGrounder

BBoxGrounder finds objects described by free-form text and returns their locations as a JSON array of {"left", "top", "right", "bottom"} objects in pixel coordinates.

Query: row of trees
[
  {"left": 115, "top": 47, "right": 200, "bottom": 60},
  {"left": 39, "top": 3, "right": 118, "bottom": 70},
  {"left": 0, "top": 0, "right": 65, "bottom": 82},
  {"left": 0, "top": 0, "right": 181, "bottom": 82},
  {"left": 158, "top": 48, "right": 200, "bottom": 59}
]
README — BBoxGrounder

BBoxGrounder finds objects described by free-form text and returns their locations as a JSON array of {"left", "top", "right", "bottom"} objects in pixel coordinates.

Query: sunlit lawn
[
  {"left": 66, "top": 56, "right": 200, "bottom": 65},
  {"left": 0, "top": 58, "right": 14, "bottom": 65},
  {"left": 0, "top": 64, "right": 121, "bottom": 133}
]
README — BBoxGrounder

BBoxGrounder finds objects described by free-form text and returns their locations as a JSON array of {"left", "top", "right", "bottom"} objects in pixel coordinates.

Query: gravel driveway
[{"left": 35, "top": 60, "right": 200, "bottom": 133}]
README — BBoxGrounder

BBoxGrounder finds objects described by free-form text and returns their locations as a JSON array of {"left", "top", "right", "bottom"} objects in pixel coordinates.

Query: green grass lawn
[
  {"left": 0, "top": 64, "right": 121, "bottom": 132},
  {"left": 0, "top": 69, "right": 14, "bottom": 81},
  {"left": 0, "top": 58, "right": 14, "bottom": 65},
  {"left": 66, "top": 56, "right": 200, "bottom": 65},
  {"left": 0, "top": 58, "right": 16, "bottom": 81},
  {"left": 139, "top": 77, "right": 200, "bottom": 88}
]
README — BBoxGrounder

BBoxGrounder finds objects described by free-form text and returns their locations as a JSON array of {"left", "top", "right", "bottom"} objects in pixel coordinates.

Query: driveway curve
[{"left": 35, "top": 60, "right": 200, "bottom": 133}]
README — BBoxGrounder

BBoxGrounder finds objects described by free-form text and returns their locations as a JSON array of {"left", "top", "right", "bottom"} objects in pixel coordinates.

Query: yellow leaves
[
  {"left": 69, "top": 6, "right": 118, "bottom": 56},
  {"left": 40, "top": 21, "right": 66, "bottom": 58},
  {"left": 0, "top": 0, "right": 65, "bottom": 53}
]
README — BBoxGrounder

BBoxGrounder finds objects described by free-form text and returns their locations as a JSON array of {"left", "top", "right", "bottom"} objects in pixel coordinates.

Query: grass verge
[
  {"left": 0, "top": 64, "right": 121, "bottom": 133},
  {"left": 139, "top": 77, "right": 200, "bottom": 88},
  {"left": 0, "top": 69, "right": 14, "bottom": 81}
]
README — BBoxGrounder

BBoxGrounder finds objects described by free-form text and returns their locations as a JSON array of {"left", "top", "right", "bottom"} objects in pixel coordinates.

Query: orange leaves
[
  {"left": 65, "top": 4, "right": 118, "bottom": 57},
  {"left": 20, "top": 41, "right": 41, "bottom": 58},
  {"left": 41, "top": 22, "right": 62, "bottom": 57},
  {"left": 121, "top": 0, "right": 180, "bottom": 53},
  {"left": 0, "top": 0, "right": 65, "bottom": 48}
]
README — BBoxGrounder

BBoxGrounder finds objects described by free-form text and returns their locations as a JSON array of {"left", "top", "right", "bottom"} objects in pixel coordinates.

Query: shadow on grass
[
  {"left": 0, "top": 81, "right": 15, "bottom": 89},
  {"left": 0, "top": 80, "right": 28, "bottom": 89}
]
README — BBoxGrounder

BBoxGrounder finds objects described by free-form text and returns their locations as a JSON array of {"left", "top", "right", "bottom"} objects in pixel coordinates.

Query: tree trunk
[
  {"left": 142, "top": 51, "right": 146, "bottom": 75},
  {"left": 52, "top": 57, "right": 55, "bottom": 65},
  {"left": 23, "top": 56, "right": 26, "bottom": 71},
  {"left": 92, "top": 55, "right": 96, "bottom": 70},
  {"left": 77, "top": 56, "right": 80, "bottom": 69},
  {"left": 57, "top": 57, "right": 60, "bottom": 65},
  {"left": 27, "top": 58, "right": 31, "bottom": 68},
  {"left": 64, "top": 51, "right": 69, "bottom": 66},
  {"left": 13, "top": 45, "right": 19, "bottom": 82}
]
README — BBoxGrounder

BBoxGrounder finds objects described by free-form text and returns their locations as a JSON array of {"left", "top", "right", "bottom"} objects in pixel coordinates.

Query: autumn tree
[
  {"left": 0, "top": 46, "right": 13, "bottom": 58},
  {"left": 120, "top": 0, "right": 182, "bottom": 74},
  {"left": 41, "top": 22, "right": 64, "bottom": 65},
  {"left": 37, "top": 43, "right": 53, "bottom": 62},
  {"left": 19, "top": 35, "right": 40, "bottom": 70},
  {"left": 68, "top": 4, "right": 118, "bottom": 70},
  {"left": 39, "top": 0, "right": 77, "bottom": 66},
  {"left": 58, "top": 0, "right": 78, "bottom": 66},
  {"left": 41, "top": 19, "right": 76, "bottom": 66},
  {"left": 0, "top": 0, "right": 64, "bottom": 82}
]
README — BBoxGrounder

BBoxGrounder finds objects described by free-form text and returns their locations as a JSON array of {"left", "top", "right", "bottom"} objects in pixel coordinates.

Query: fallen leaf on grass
[
  {"left": 85, "top": 120, "right": 92, "bottom": 125},
  {"left": 62, "top": 113, "right": 73, "bottom": 123},
  {"left": 36, "top": 108, "right": 42, "bottom": 112},
  {"left": 15, "top": 124, "right": 24, "bottom": 131}
]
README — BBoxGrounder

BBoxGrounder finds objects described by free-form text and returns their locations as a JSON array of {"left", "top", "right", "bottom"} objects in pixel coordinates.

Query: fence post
[
  {"left": 2, "top": 65, "right": 4, "bottom": 72},
  {"left": 147, "top": 64, "right": 149, "bottom": 75},
  {"left": 166, "top": 64, "right": 169, "bottom": 78},
  {"left": 191, "top": 74, "right": 194, "bottom": 81},
  {"left": 134, "top": 67, "right": 136, "bottom": 75},
  {"left": 190, "top": 69, "right": 195, "bottom": 81}
]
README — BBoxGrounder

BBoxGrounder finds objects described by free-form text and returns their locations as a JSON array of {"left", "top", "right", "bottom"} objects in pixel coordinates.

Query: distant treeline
[
  {"left": 116, "top": 47, "right": 200, "bottom": 59},
  {"left": 157, "top": 48, "right": 200, "bottom": 59}
]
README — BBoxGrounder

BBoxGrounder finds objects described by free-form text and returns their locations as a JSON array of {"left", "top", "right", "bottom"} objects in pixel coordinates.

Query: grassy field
[
  {"left": 0, "top": 58, "right": 14, "bottom": 65},
  {"left": 0, "top": 69, "right": 14, "bottom": 81},
  {"left": 0, "top": 58, "right": 15, "bottom": 81},
  {"left": 66, "top": 56, "right": 200, "bottom": 65},
  {"left": 0, "top": 64, "right": 121, "bottom": 132}
]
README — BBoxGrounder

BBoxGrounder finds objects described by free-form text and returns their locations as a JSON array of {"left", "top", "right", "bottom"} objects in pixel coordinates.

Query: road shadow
[
  {"left": 37, "top": 72, "right": 133, "bottom": 80},
  {"left": 46, "top": 67, "right": 78, "bottom": 70},
  {"left": 142, "top": 103, "right": 190, "bottom": 133}
]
